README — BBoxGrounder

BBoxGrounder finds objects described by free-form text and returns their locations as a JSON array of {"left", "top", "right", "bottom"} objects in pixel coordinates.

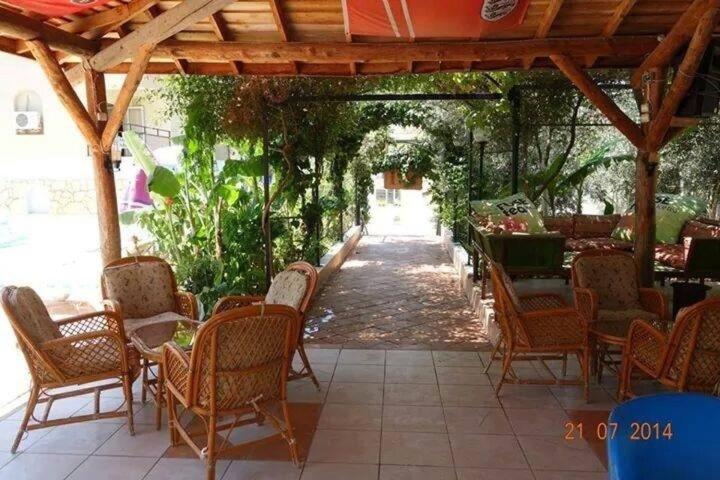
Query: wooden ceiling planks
[{"left": 0, "top": 0, "right": 716, "bottom": 76}]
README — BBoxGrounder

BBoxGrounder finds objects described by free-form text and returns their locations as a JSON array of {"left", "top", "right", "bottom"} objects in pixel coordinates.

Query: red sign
[
  {"left": 4, "top": 0, "right": 114, "bottom": 18},
  {"left": 346, "top": 0, "right": 530, "bottom": 38}
]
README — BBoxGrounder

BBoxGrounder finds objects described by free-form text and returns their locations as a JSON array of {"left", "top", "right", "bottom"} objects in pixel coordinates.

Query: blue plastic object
[{"left": 608, "top": 393, "right": 720, "bottom": 480}]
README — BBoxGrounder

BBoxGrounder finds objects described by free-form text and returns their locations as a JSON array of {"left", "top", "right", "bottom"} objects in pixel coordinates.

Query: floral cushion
[
  {"left": 680, "top": 219, "right": 720, "bottom": 239},
  {"left": 3, "top": 286, "right": 62, "bottom": 344},
  {"left": 573, "top": 254, "right": 642, "bottom": 310},
  {"left": 566, "top": 237, "right": 633, "bottom": 252},
  {"left": 543, "top": 216, "right": 575, "bottom": 237},
  {"left": 574, "top": 214, "right": 620, "bottom": 239},
  {"left": 265, "top": 270, "right": 308, "bottom": 311},
  {"left": 103, "top": 261, "right": 176, "bottom": 319},
  {"left": 654, "top": 243, "right": 687, "bottom": 270}
]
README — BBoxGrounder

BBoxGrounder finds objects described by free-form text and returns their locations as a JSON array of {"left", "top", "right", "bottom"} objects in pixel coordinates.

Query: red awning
[
  {"left": 4, "top": 0, "right": 114, "bottom": 18},
  {"left": 347, "top": 0, "right": 530, "bottom": 38}
]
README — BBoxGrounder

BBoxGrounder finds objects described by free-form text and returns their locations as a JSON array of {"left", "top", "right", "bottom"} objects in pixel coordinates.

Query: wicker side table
[{"left": 129, "top": 319, "right": 200, "bottom": 429}]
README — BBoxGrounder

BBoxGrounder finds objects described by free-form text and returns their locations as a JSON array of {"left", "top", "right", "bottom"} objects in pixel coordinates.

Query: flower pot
[{"left": 383, "top": 170, "right": 423, "bottom": 190}]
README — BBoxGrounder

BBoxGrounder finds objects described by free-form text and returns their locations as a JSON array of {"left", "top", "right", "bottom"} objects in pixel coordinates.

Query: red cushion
[
  {"left": 566, "top": 237, "right": 634, "bottom": 252},
  {"left": 680, "top": 219, "right": 720, "bottom": 239},
  {"left": 654, "top": 244, "right": 686, "bottom": 269},
  {"left": 543, "top": 216, "right": 575, "bottom": 237},
  {"left": 573, "top": 215, "right": 620, "bottom": 239}
]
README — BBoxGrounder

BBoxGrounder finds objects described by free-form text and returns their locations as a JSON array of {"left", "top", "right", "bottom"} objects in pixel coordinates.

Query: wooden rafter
[
  {"left": 268, "top": 0, "right": 298, "bottom": 73},
  {"left": 68, "top": 0, "right": 238, "bottom": 78},
  {"left": 586, "top": 0, "right": 637, "bottom": 66},
  {"left": 144, "top": 5, "right": 186, "bottom": 74},
  {"left": 208, "top": 13, "right": 242, "bottom": 74},
  {"left": 26, "top": 40, "right": 100, "bottom": 146},
  {"left": 145, "top": 36, "right": 659, "bottom": 64},
  {"left": 647, "top": 8, "right": 718, "bottom": 150},
  {"left": 102, "top": 44, "right": 154, "bottom": 150},
  {"left": 631, "top": 0, "right": 719, "bottom": 87},
  {"left": 551, "top": 54, "right": 646, "bottom": 150},
  {"left": 0, "top": 5, "right": 97, "bottom": 57},
  {"left": 340, "top": 0, "right": 356, "bottom": 74},
  {"left": 524, "top": 0, "right": 564, "bottom": 69},
  {"left": 59, "top": 0, "right": 156, "bottom": 36}
]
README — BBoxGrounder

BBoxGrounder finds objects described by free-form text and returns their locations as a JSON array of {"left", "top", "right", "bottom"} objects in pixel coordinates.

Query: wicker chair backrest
[
  {"left": 489, "top": 262, "right": 530, "bottom": 347},
  {"left": 572, "top": 250, "right": 642, "bottom": 311},
  {"left": 189, "top": 304, "right": 299, "bottom": 411},
  {"left": 102, "top": 256, "right": 177, "bottom": 319},
  {"left": 665, "top": 297, "right": 720, "bottom": 392}
]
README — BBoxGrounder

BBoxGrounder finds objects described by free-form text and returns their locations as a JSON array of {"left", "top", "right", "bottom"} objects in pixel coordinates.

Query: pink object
[{"left": 121, "top": 169, "right": 153, "bottom": 211}]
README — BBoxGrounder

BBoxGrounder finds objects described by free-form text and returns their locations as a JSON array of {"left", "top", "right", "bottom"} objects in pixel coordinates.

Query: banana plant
[{"left": 123, "top": 130, "right": 181, "bottom": 199}]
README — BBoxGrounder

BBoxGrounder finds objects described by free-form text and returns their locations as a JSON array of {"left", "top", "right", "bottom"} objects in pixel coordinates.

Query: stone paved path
[{"left": 305, "top": 235, "right": 490, "bottom": 350}]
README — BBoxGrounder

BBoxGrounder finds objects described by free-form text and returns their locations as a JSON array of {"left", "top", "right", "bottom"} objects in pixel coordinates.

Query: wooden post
[
  {"left": 85, "top": 69, "right": 122, "bottom": 265},
  {"left": 634, "top": 151, "right": 657, "bottom": 286}
]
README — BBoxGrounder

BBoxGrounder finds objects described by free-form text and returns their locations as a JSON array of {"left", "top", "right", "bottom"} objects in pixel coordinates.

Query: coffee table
[{"left": 129, "top": 319, "right": 200, "bottom": 429}]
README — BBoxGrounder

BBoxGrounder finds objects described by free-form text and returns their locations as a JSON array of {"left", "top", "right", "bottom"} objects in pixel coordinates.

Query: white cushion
[{"left": 265, "top": 270, "right": 308, "bottom": 311}]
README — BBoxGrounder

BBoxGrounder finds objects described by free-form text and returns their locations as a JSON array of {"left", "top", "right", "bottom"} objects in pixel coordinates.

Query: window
[
  {"left": 374, "top": 188, "right": 401, "bottom": 205},
  {"left": 13, "top": 90, "right": 43, "bottom": 135},
  {"left": 124, "top": 106, "right": 145, "bottom": 127}
]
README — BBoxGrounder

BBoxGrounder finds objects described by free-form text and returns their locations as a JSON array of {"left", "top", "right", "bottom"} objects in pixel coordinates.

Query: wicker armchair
[
  {"left": 163, "top": 304, "right": 301, "bottom": 480},
  {"left": 1, "top": 286, "right": 139, "bottom": 453},
  {"left": 102, "top": 256, "right": 198, "bottom": 402},
  {"left": 489, "top": 261, "right": 590, "bottom": 401},
  {"left": 571, "top": 249, "right": 668, "bottom": 382},
  {"left": 213, "top": 261, "right": 319, "bottom": 388},
  {"left": 619, "top": 297, "right": 720, "bottom": 399}
]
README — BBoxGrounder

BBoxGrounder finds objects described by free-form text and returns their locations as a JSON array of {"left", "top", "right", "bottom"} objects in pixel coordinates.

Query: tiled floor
[
  {"left": 0, "top": 348, "right": 618, "bottom": 479},
  {"left": 306, "top": 235, "right": 489, "bottom": 350}
]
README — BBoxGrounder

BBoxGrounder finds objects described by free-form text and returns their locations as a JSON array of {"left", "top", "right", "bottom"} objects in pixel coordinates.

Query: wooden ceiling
[{"left": 0, "top": 0, "right": 713, "bottom": 76}]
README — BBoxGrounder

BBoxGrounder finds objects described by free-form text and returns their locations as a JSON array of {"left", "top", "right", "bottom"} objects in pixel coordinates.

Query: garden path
[{"left": 305, "top": 234, "right": 489, "bottom": 350}]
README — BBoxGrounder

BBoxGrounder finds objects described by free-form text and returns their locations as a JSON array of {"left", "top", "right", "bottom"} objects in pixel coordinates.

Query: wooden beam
[
  {"left": 0, "top": 5, "right": 98, "bottom": 57},
  {"left": 74, "top": 0, "right": 237, "bottom": 75},
  {"left": 340, "top": 0, "right": 356, "bottom": 74},
  {"left": 26, "top": 40, "right": 100, "bottom": 147},
  {"left": 586, "top": 0, "right": 637, "bottom": 66},
  {"left": 267, "top": 0, "right": 298, "bottom": 73},
  {"left": 144, "top": 36, "right": 660, "bottom": 64},
  {"left": 208, "top": 13, "right": 242, "bottom": 74},
  {"left": 551, "top": 54, "right": 646, "bottom": 149},
  {"left": 85, "top": 68, "right": 122, "bottom": 265},
  {"left": 631, "top": 0, "right": 718, "bottom": 87},
  {"left": 59, "top": 0, "right": 156, "bottom": 35},
  {"left": 101, "top": 44, "right": 153, "bottom": 151},
  {"left": 524, "top": 0, "right": 564, "bottom": 69},
  {"left": 647, "top": 8, "right": 718, "bottom": 150}
]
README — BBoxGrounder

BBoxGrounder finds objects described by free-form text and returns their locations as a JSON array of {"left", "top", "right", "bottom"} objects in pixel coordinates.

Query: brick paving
[{"left": 305, "top": 235, "right": 490, "bottom": 350}]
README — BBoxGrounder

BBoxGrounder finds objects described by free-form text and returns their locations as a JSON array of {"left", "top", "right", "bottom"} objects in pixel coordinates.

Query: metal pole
[
  {"left": 478, "top": 141, "right": 486, "bottom": 199},
  {"left": 509, "top": 86, "right": 521, "bottom": 195},
  {"left": 313, "top": 156, "right": 321, "bottom": 266},
  {"left": 262, "top": 111, "right": 273, "bottom": 291},
  {"left": 354, "top": 175, "right": 361, "bottom": 226}
]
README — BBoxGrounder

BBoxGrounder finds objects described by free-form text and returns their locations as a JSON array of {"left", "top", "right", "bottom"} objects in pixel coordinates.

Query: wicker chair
[
  {"left": 489, "top": 261, "right": 590, "bottom": 401},
  {"left": 163, "top": 304, "right": 301, "bottom": 480},
  {"left": 571, "top": 249, "right": 668, "bottom": 382},
  {"left": 102, "top": 255, "right": 198, "bottom": 402},
  {"left": 213, "top": 261, "right": 319, "bottom": 388},
  {"left": 619, "top": 297, "right": 720, "bottom": 399},
  {"left": 1, "top": 286, "right": 139, "bottom": 453}
]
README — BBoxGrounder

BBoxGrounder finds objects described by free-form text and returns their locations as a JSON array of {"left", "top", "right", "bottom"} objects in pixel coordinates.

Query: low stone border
[
  {"left": 439, "top": 227, "right": 499, "bottom": 343},
  {"left": 316, "top": 224, "right": 363, "bottom": 289}
]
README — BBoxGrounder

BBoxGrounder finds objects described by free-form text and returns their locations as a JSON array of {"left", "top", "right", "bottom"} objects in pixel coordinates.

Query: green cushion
[
  {"left": 470, "top": 193, "right": 547, "bottom": 234},
  {"left": 610, "top": 194, "right": 707, "bottom": 244}
]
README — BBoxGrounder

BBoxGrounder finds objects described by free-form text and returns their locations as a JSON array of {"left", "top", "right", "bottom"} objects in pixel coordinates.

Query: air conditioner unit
[{"left": 13, "top": 111, "right": 42, "bottom": 131}]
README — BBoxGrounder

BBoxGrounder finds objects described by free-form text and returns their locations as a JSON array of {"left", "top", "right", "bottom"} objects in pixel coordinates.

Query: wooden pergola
[{"left": 0, "top": 0, "right": 718, "bottom": 286}]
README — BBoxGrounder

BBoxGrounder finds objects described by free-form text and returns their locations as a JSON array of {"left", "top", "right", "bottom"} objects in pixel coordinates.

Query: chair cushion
[
  {"left": 103, "top": 261, "right": 176, "bottom": 319},
  {"left": 574, "top": 254, "right": 642, "bottom": 310},
  {"left": 597, "top": 309, "right": 660, "bottom": 323},
  {"left": 543, "top": 216, "right": 575, "bottom": 237},
  {"left": 680, "top": 219, "right": 720, "bottom": 239},
  {"left": 3, "top": 287, "right": 62, "bottom": 344},
  {"left": 124, "top": 311, "right": 188, "bottom": 337},
  {"left": 265, "top": 270, "right": 308, "bottom": 311},
  {"left": 573, "top": 214, "right": 620, "bottom": 239},
  {"left": 655, "top": 244, "right": 686, "bottom": 270},
  {"left": 566, "top": 237, "right": 633, "bottom": 252}
]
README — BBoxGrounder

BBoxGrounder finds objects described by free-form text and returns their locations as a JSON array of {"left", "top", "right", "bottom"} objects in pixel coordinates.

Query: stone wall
[{"left": 0, "top": 178, "right": 128, "bottom": 215}]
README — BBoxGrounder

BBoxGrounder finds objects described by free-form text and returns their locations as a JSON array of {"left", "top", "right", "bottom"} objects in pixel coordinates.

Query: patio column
[{"left": 85, "top": 69, "right": 122, "bottom": 265}]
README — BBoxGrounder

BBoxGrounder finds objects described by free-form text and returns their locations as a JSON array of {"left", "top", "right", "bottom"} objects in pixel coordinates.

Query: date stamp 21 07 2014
[{"left": 565, "top": 421, "right": 674, "bottom": 442}]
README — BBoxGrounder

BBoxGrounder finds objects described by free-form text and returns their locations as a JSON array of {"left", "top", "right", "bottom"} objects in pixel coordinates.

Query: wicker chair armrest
[
  {"left": 212, "top": 295, "right": 265, "bottom": 315},
  {"left": 175, "top": 291, "right": 199, "bottom": 320},
  {"left": 40, "top": 330, "right": 130, "bottom": 378},
  {"left": 163, "top": 341, "right": 191, "bottom": 405},
  {"left": 102, "top": 299, "right": 122, "bottom": 314},
  {"left": 638, "top": 288, "right": 668, "bottom": 321},
  {"left": 626, "top": 319, "right": 668, "bottom": 377},
  {"left": 518, "top": 293, "right": 568, "bottom": 311},
  {"left": 573, "top": 288, "right": 599, "bottom": 324},
  {"left": 56, "top": 310, "right": 126, "bottom": 342}
]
